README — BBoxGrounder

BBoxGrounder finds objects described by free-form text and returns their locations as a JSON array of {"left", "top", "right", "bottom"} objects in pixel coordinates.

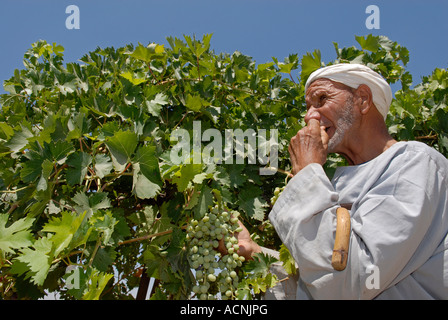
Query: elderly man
[{"left": 238, "top": 63, "right": 448, "bottom": 299}]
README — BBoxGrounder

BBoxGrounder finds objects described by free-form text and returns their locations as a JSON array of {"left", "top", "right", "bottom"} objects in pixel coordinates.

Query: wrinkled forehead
[{"left": 305, "top": 78, "right": 353, "bottom": 98}]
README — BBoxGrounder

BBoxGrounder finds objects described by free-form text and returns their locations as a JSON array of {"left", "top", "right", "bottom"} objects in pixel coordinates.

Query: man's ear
[{"left": 355, "top": 84, "right": 374, "bottom": 115}]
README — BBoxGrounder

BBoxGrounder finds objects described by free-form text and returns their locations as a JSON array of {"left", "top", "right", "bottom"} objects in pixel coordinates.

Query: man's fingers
[
  {"left": 306, "top": 118, "right": 320, "bottom": 134},
  {"left": 288, "top": 118, "right": 329, "bottom": 175},
  {"left": 308, "top": 119, "right": 328, "bottom": 148},
  {"left": 288, "top": 134, "right": 299, "bottom": 156},
  {"left": 320, "top": 126, "right": 329, "bottom": 148}
]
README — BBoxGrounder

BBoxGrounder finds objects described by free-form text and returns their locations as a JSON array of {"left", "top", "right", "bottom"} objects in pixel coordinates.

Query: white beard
[{"left": 327, "top": 97, "right": 355, "bottom": 153}]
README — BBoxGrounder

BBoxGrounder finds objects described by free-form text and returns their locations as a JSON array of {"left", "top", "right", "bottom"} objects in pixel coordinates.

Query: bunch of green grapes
[
  {"left": 270, "top": 186, "right": 286, "bottom": 206},
  {"left": 186, "top": 204, "right": 245, "bottom": 300}
]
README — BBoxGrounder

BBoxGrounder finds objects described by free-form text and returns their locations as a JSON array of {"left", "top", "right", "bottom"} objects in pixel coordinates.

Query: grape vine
[{"left": 0, "top": 33, "right": 445, "bottom": 300}]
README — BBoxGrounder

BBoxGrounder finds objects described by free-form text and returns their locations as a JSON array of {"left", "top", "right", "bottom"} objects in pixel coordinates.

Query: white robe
[{"left": 268, "top": 141, "right": 448, "bottom": 299}]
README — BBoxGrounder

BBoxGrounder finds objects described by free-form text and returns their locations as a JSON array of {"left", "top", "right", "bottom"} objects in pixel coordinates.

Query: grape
[
  {"left": 187, "top": 204, "right": 244, "bottom": 300},
  {"left": 207, "top": 274, "right": 217, "bottom": 282},
  {"left": 270, "top": 186, "right": 286, "bottom": 206}
]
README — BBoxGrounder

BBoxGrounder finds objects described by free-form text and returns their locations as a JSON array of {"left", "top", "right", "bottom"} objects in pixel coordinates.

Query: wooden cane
[{"left": 331, "top": 207, "right": 351, "bottom": 271}]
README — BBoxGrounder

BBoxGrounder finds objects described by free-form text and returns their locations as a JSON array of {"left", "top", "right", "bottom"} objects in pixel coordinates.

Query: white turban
[{"left": 305, "top": 63, "right": 392, "bottom": 119}]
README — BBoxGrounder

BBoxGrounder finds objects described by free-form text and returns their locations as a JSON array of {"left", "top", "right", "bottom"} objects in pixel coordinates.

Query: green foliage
[
  {"left": 0, "top": 34, "right": 446, "bottom": 300},
  {"left": 238, "top": 252, "right": 279, "bottom": 299},
  {"left": 279, "top": 244, "right": 297, "bottom": 276}
]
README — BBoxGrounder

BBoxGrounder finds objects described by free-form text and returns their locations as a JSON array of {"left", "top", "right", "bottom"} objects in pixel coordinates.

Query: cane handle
[{"left": 331, "top": 207, "right": 351, "bottom": 271}]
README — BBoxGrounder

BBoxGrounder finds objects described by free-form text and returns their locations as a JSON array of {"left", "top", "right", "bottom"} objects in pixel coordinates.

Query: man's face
[{"left": 305, "top": 79, "right": 357, "bottom": 153}]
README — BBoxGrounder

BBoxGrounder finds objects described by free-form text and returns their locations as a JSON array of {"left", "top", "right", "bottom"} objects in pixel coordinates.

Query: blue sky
[{"left": 1, "top": 0, "right": 447, "bottom": 96}]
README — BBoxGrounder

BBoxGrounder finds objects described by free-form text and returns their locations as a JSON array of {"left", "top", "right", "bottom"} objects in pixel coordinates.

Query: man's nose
[{"left": 304, "top": 106, "right": 321, "bottom": 124}]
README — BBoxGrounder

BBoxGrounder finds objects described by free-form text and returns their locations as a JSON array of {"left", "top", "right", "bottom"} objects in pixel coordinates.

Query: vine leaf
[
  {"left": 172, "top": 164, "right": 202, "bottom": 192},
  {"left": 237, "top": 184, "right": 266, "bottom": 221},
  {"left": 94, "top": 154, "right": 113, "bottom": 179},
  {"left": 146, "top": 93, "right": 169, "bottom": 117},
  {"left": 119, "top": 71, "right": 147, "bottom": 85},
  {"left": 6, "top": 125, "right": 33, "bottom": 153},
  {"left": 0, "top": 214, "right": 34, "bottom": 254},
  {"left": 193, "top": 185, "right": 213, "bottom": 220},
  {"left": 72, "top": 191, "right": 111, "bottom": 217},
  {"left": 185, "top": 94, "right": 209, "bottom": 111},
  {"left": 300, "top": 49, "right": 322, "bottom": 81},
  {"left": 81, "top": 269, "right": 114, "bottom": 300},
  {"left": 130, "top": 43, "right": 165, "bottom": 62},
  {"left": 66, "top": 151, "right": 92, "bottom": 186},
  {"left": 105, "top": 130, "right": 138, "bottom": 172},
  {"left": 131, "top": 145, "right": 162, "bottom": 199},
  {"left": 279, "top": 244, "right": 297, "bottom": 275},
  {"left": 42, "top": 211, "right": 89, "bottom": 256},
  {"left": 12, "top": 237, "right": 53, "bottom": 286}
]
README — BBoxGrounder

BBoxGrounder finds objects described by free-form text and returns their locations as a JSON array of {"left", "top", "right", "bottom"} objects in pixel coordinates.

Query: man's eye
[{"left": 319, "top": 95, "right": 327, "bottom": 102}]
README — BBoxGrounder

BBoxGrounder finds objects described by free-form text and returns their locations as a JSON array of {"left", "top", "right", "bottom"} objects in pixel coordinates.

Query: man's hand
[
  {"left": 288, "top": 119, "right": 329, "bottom": 175},
  {"left": 218, "top": 220, "right": 261, "bottom": 261}
]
